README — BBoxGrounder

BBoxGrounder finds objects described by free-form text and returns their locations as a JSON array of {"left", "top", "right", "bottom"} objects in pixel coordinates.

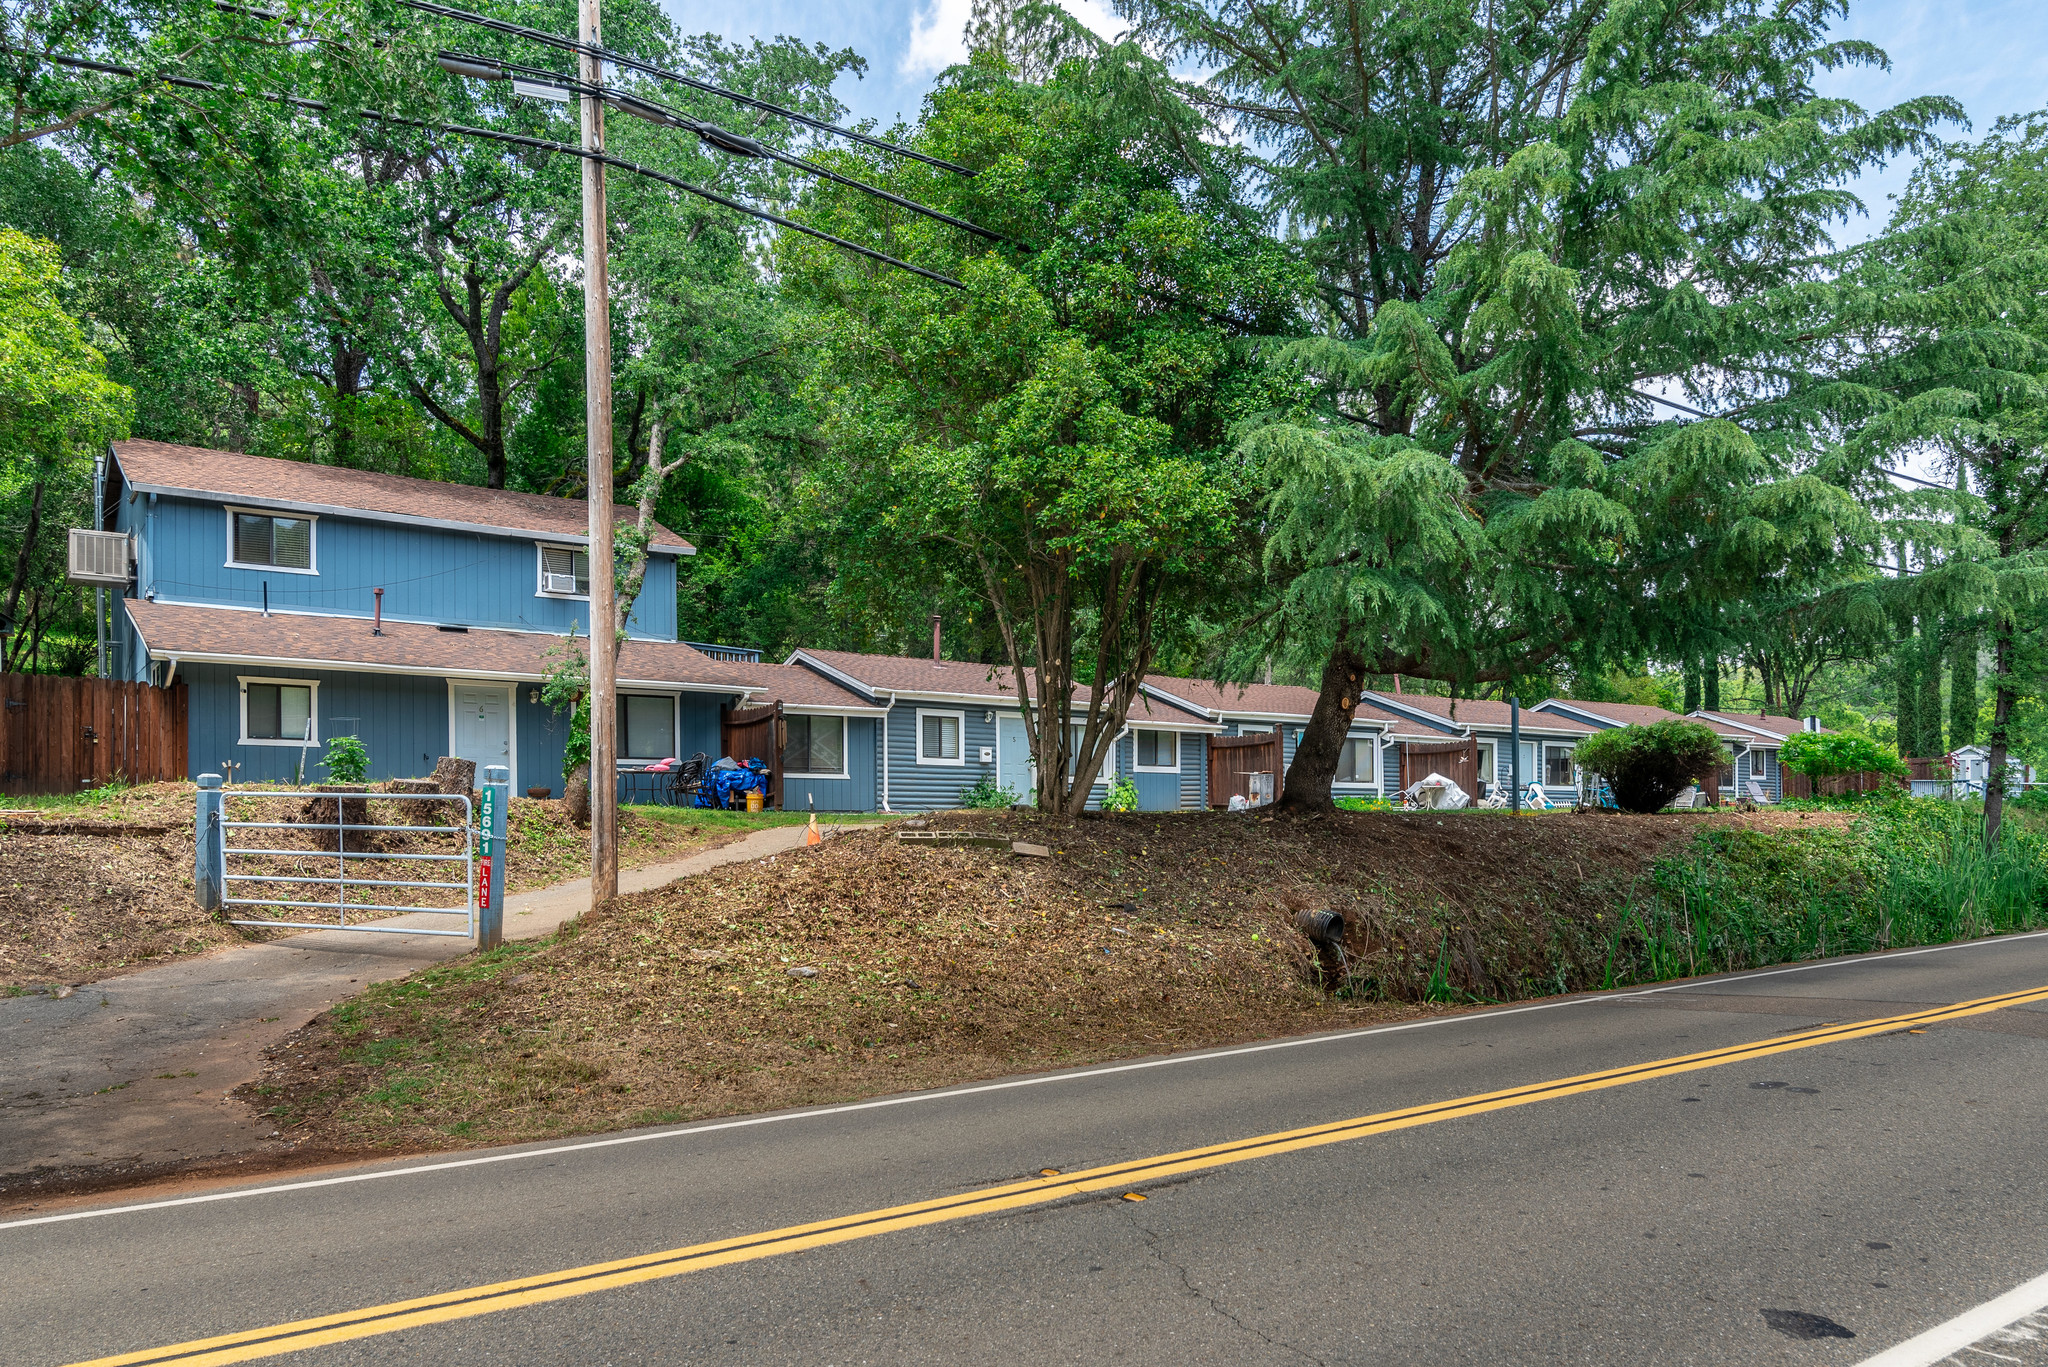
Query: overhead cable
[
  {"left": 1628, "top": 388, "right": 1959, "bottom": 491},
  {"left": 432, "top": 51, "right": 1013, "bottom": 246},
  {"left": 27, "top": 49, "right": 965, "bottom": 288},
  {"left": 394, "top": 0, "right": 977, "bottom": 177}
]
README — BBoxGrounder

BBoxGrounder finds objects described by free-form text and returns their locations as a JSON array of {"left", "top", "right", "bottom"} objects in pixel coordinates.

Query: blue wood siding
[
  {"left": 181, "top": 662, "right": 448, "bottom": 784},
  {"left": 780, "top": 718, "right": 878, "bottom": 813},
  {"left": 881, "top": 699, "right": 1003, "bottom": 810},
  {"left": 131, "top": 493, "right": 678, "bottom": 640}
]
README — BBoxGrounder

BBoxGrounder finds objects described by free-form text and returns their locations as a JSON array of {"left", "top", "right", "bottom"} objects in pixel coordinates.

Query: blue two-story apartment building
[{"left": 103, "top": 439, "right": 755, "bottom": 794}]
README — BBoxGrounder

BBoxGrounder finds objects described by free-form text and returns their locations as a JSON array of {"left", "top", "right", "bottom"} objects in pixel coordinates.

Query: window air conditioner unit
[
  {"left": 544, "top": 572, "right": 581, "bottom": 594},
  {"left": 67, "top": 529, "right": 132, "bottom": 586}
]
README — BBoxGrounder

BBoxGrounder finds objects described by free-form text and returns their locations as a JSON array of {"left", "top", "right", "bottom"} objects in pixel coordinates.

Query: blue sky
[{"left": 660, "top": 0, "right": 2047, "bottom": 241}]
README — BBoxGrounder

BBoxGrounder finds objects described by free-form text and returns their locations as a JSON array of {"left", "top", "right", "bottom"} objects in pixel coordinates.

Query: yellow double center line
[{"left": 73, "top": 982, "right": 2048, "bottom": 1367}]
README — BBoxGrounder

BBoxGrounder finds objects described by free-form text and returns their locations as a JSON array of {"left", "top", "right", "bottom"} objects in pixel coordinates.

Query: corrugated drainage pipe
[{"left": 1295, "top": 909, "right": 1348, "bottom": 991}]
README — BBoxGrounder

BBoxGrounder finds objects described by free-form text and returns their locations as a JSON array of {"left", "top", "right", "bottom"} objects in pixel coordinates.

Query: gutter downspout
[
  {"left": 163, "top": 657, "right": 178, "bottom": 690},
  {"left": 880, "top": 691, "right": 896, "bottom": 812}
]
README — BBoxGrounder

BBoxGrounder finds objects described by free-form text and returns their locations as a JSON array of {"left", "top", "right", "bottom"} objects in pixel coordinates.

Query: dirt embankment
[
  {"left": 0, "top": 784, "right": 812, "bottom": 989},
  {"left": 248, "top": 807, "right": 1837, "bottom": 1155}
]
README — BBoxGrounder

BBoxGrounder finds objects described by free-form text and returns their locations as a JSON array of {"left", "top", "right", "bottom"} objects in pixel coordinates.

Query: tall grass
[{"left": 1600, "top": 801, "right": 2048, "bottom": 988}]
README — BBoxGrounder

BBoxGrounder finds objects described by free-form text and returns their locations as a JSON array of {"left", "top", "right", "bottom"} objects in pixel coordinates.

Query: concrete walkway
[{"left": 0, "top": 821, "right": 860, "bottom": 1183}]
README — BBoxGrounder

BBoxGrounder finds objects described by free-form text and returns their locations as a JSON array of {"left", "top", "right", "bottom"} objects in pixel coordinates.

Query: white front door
[{"left": 451, "top": 685, "right": 511, "bottom": 775}]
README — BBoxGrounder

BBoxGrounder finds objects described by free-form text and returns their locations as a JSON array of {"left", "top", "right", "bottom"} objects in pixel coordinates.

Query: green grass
[
  {"left": 622, "top": 806, "right": 889, "bottom": 829},
  {"left": 1600, "top": 799, "right": 2048, "bottom": 988},
  {"left": 2, "top": 778, "right": 134, "bottom": 812}
]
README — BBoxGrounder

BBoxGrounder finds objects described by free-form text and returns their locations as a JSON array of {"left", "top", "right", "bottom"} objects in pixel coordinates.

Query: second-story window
[
  {"left": 538, "top": 544, "right": 591, "bottom": 598},
  {"left": 230, "top": 511, "right": 314, "bottom": 571}
]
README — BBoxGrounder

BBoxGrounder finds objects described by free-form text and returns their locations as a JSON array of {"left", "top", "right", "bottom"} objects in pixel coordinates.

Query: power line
[
  {"left": 28, "top": 49, "right": 965, "bottom": 288},
  {"left": 432, "top": 51, "right": 1014, "bottom": 247},
  {"left": 1628, "top": 388, "right": 1959, "bottom": 491},
  {"left": 393, "top": 0, "right": 978, "bottom": 177}
]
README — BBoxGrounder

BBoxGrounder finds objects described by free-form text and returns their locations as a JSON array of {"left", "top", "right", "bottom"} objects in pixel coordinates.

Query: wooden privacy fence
[
  {"left": 1208, "top": 728, "right": 1281, "bottom": 808},
  {"left": 0, "top": 674, "right": 188, "bottom": 796},
  {"left": 720, "top": 701, "right": 783, "bottom": 809},
  {"left": 1783, "top": 757, "right": 1941, "bottom": 800},
  {"left": 1399, "top": 738, "right": 1481, "bottom": 798}
]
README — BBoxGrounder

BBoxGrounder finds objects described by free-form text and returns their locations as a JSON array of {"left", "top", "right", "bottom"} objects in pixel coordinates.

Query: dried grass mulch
[
  {"left": 0, "top": 784, "right": 802, "bottom": 989},
  {"left": 245, "top": 806, "right": 1829, "bottom": 1155}
]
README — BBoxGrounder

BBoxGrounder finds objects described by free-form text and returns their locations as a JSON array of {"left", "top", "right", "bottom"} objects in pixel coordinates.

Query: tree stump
[{"left": 564, "top": 762, "right": 591, "bottom": 828}]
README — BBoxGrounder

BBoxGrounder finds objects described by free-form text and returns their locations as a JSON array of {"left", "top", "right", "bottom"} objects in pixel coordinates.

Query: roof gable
[{"left": 113, "top": 440, "right": 692, "bottom": 552}]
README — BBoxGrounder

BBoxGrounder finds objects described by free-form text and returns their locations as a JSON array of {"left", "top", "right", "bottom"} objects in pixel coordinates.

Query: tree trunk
[
  {"left": 1917, "top": 633, "right": 1945, "bottom": 757},
  {"left": 564, "top": 761, "right": 592, "bottom": 828},
  {"left": 1682, "top": 663, "right": 1701, "bottom": 714},
  {"left": 1985, "top": 618, "right": 2015, "bottom": 847},
  {"left": 1894, "top": 631, "right": 1919, "bottom": 759},
  {"left": 2, "top": 477, "right": 45, "bottom": 649},
  {"left": 1276, "top": 642, "right": 1368, "bottom": 816},
  {"left": 1949, "top": 625, "right": 1978, "bottom": 748},
  {"left": 1702, "top": 658, "right": 1720, "bottom": 712}
]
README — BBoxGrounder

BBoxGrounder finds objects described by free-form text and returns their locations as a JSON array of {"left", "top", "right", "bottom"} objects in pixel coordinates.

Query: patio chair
[
  {"left": 667, "top": 753, "right": 709, "bottom": 806},
  {"left": 1670, "top": 785, "right": 1698, "bottom": 810},
  {"left": 1745, "top": 777, "right": 1773, "bottom": 805}
]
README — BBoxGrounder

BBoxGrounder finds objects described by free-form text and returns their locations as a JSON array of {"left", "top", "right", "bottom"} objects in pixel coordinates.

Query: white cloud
[
  {"left": 899, "top": 0, "right": 1127, "bottom": 79},
  {"left": 900, "top": 0, "right": 973, "bottom": 78}
]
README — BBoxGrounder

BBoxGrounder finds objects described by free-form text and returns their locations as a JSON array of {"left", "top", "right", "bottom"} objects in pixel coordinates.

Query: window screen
[
  {"left": 540, "top": 546, "right": 591, "bottom": 595},
  {"left": 785, "top": 716, "right": 846, "bottom": 774},
  {"left": 1135, "top": 730, "right": 1176, "bottom": 768},
  {"left": 620, "top": 695, "right": 675, "bottom": 760},
  {"left": 920, "top": 713, "right": 960, "bottom": 761},
  {"left": 1545, "top": 745, "right": 1575, "bottom": 787},
  {"left": 232, "top": 514, "right": 312, "bottom": 569},
  {"left": 1336, "top": 737, "right": 1375, "bottom": 784},
  {"left": 246, "top": 683, "right": 312, "bottom": 741}
]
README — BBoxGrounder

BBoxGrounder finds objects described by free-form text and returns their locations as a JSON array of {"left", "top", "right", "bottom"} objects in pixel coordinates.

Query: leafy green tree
[
  {"left": 1787, "top": 112, "right": 2048, "bottom": 842},
  {"left": 1117, "top": 0, "right": 1955, "bottom": 813},
  {"left": 1575, "top": 720, "right": 1725, "bottom": 813},
  {"left": 0, "top": 228, "right": 132, "bottom": 671},
  {"left": 1781, "top": 731, "right": 1907, "bottom": 781},
  {"left": 787, "top": 49, "right": 1299, "bottom": 814}
]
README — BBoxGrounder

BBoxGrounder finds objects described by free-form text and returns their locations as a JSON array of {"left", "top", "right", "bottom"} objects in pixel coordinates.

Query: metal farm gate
[
  {"left": 0, "top": 674, "right": 187, "bottom": 796},
  {"left": 1208, "top": 729, "right": 1282, "bottom": 808},
  {"left": 204, "top": 787, "right": 476, "bottom": 938}
]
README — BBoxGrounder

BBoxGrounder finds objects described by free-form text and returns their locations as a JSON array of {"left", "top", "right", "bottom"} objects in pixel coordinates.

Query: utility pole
[{"left": 580, "top": 0, "right": 618, "bottom": 907}]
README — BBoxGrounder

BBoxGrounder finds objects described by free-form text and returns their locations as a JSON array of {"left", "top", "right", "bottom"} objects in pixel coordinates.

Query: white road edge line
[
  {"left": 1855, "top": 1266, "right": 2048, "bottom": 1366},
  {"left": 8, "top": 924, "right": 2048, "bottom": 1234}
]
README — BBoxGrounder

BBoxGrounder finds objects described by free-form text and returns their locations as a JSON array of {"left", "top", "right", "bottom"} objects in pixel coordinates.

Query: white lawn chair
[
  {"left": 1670, "top": 785, "right": 1698, "bottom": 810},
  {"left": 1745, "top": 778, "right": 1773, "bottom": 805},
  {"left": 1522, "top": 782, "right": 1553, "bottom": 810}
]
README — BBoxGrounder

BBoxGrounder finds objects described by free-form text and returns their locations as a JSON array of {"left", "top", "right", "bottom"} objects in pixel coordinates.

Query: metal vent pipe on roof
[
  {"left": 931, "top": 614, "right": 941, "bottom": 663},
  {"left": 373, "top": 587, "right": 384, "bottom": 636}
]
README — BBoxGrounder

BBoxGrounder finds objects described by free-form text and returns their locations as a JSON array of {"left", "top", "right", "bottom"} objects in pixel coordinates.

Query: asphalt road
[{"left": 9, "top": 932, "right": 2048, "bottom": 1366}]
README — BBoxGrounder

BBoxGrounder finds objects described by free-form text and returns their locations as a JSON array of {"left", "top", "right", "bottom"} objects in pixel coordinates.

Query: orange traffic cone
[{"left": 805, "top": 794, "right": 822, "bottom": 846}]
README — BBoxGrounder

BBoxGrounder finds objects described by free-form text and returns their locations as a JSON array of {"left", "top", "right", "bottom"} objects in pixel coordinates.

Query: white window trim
[
  {"left": 783, "top": 713, "right": 850, "bottom": 780},
  {"left": 1333, "top": 733, "right": 1378, "bottom": 788},
  {"left": 535, "top": 542, "right": 592, "bottom": 601},
  {"left": 1132, "top": 728, "right": 1181, "bottom": 774},
  {"left": 1473, "top": 740, "right": 1498, "bottom": 790},
  {"left": 915, "top": 708, "right": 967, "bottom": 766},
  {"left": 446, "top": 680, "right": 520, "bottom": 780},
  {"left": 1543, "top": 742, "right": 1577, "bottom": 788},
  {"left": 224, "top": 506, "right": 318, "bottom": 576},
  {"left": 617, "top": 690, "right": 681, "bottom": 764},
  {"left": 238, "top": 675, "right": 319, "bottom": 747}
]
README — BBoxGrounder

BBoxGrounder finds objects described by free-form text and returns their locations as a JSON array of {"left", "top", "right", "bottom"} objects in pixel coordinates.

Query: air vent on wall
[
  {"left": 436, "top": 625, "right": 469, "bottom": 633},
  {"left": 67, "top": 529, "right": 132, "bottom": 586}
]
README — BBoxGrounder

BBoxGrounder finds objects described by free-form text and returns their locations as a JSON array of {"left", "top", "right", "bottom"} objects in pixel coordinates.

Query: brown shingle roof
[
  {"left": 1141, "top": 674, "right": 1407, "bottom": 727},
  {"left": 1367, "top": 692, "right": 1599, "bottom": 734},
  {"left": 731, "top": 662, "right": 886, "bottom": 712},
  {"left": 792, "top": 649, "right": 1038, "bottom": 700},
  {"left": 126, "top": 600, "right": 751, "bottom": 690},
  {"left": 113, "top": 440, "right": 692, "bottom": 552},
  {"left": 1697, "top": 712, "right": 1819, "bottom": 740}
]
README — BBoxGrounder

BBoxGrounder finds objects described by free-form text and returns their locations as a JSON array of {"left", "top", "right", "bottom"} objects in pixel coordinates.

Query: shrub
[
  {"left": 1781, "top": 731, "right": 1909, "bottom": 780},
  {"left": 1573, "top": 720, "right": 1725, "bottom": 813},
  {"left": 1103, "top": 776, "right": 1140, "bottom": 812},
  {"left": 1336, "top": 796, "right": 1395, "bottom": 812},
  {"left": 961, "top": 773, "right": 1019, "bottom": 809},
  {"left": 321, "top": 735, "right": 371, "bottom": 785}
]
